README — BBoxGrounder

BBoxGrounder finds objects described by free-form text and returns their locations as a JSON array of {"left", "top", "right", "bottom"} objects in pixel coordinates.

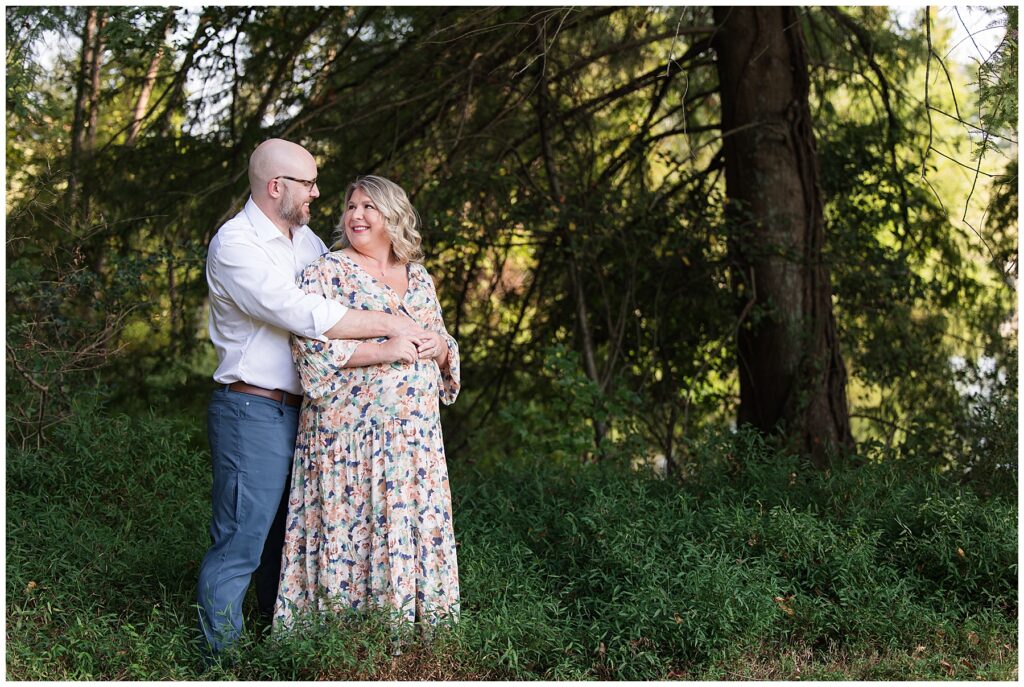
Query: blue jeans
[{"left": 197, "top": 386, "right": 299, "bottom": 655}]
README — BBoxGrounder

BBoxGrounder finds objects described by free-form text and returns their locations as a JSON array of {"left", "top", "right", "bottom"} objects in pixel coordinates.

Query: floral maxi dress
[{"left": 273, "top": 251, "right": 460, "bottom": 630}]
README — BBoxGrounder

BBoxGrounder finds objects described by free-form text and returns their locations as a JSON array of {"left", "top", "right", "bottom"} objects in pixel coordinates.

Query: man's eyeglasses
[{"left": 275, "top": 175, "right": 318, "bottom": 190}]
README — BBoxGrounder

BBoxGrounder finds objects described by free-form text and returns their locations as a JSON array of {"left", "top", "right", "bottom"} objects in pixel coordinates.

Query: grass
[{"left": 5, "top": 393, "right": 1018, "bottom": 679}]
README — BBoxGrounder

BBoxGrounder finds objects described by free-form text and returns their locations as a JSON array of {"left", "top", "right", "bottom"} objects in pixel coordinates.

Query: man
[{"left": 198, "top": 139, "right": 426, "bottom": 656}]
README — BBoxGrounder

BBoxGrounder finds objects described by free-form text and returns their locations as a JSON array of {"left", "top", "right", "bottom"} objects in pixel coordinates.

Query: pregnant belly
[
  {"left": 351, "top": 359, "right": 441, "bottom": 420},
  {"left": 306, "top": 359, "right": 443, "bottom": 428}
]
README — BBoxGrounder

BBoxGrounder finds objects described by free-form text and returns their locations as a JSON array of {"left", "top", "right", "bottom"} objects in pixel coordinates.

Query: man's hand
[{"left": 388, "top": 314, "right": 428, "bottom": 339}]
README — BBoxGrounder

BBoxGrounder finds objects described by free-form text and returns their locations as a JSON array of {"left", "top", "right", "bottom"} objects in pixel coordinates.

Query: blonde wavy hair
[{"left": 333, "top": 175, "right": 423, "bottom": 263}]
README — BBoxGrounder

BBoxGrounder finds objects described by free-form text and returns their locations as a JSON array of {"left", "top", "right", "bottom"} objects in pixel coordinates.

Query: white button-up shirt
[{"left": 207, "top": 197, "right": 347, "bottom": 395}]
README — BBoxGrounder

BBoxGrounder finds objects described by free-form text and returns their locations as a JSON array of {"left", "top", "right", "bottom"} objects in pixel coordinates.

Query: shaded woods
[
  {"left": 6, "top": 5, "right": 1018, "bottom": 680},
  {"left": 7, "top": 5, "right": 1017, "bottom": 468}
]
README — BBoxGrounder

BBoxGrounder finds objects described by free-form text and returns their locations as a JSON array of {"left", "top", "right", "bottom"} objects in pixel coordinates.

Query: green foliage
[
  {"left": 977, "top": 6, "right": 1018, "bottom": 148},
  {"left": 811, "top": 7, "right": 1018, "bottom": 463},
  {"left": 453, "top": 428, "right": 1016, "bottom": 679},
  {"left": 6, "top": 401, "right": 1016, "bottom": 679},
  {"left": 5, "top": 186, "right": 167, "bottom": 446},
  {"left": 5, "top": 7, "right": 76, "bottom": 129},
  {"left": 485, "top": 344, "right": 646, "bottom": 464},
  {"left": 6, "top": 392, "right": 209, "bottom": 678},
  {"left": 5, "top": 5, "right": 1017, "bottom": 471},
  {"left": 5, "top": 6, "right": 1018, "bottom": 680},
  {"left": 949, "top": 349, "right": 1018, "bottom": 496}
]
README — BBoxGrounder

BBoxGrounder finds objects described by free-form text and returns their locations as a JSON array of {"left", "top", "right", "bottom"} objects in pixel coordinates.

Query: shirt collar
[{"left": 243, "top": 196, "right": 312, "bottom": 244}]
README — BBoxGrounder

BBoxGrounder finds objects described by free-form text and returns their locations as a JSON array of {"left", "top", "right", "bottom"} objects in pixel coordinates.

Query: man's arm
[
  {"left": 210, "top": 239, "right": 345, "bottom": 339},
  {"left": 304, "top": 232, "right": 427, "bottom": 341},
  {"left": 323, "top": 309, "right": 427, "bottom": 340},
  {"left": 210, "top": 239, "right": 427, "bottom": 342}
]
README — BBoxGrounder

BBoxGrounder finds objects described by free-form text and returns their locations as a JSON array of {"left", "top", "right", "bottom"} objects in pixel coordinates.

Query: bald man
[{"left": 198, "top": 139, "right": 427, "bottom": 657}]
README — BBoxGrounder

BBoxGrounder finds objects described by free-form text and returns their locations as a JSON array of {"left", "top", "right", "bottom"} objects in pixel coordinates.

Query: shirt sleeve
[
  {"left": 290, "top": 260, "right": 361, "bottom": 399},
  {"left": 208, "top": 239, "right": 346, "bottom": 339},
  {"left": 419, "top": 265, "right": 460, "bottom": 405}
]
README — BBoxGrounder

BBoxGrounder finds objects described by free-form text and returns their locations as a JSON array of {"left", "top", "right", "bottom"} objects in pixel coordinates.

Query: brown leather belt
[{"left": 227, "top": 381, "right": 302, "bottom": 407}]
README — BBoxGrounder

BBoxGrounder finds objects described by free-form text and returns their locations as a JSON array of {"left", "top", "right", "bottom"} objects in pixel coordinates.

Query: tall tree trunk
[
  {"left": 84, "top": 11, "right": 106, "bottom": 152},
  {"left": 66, "top": 8, "right": 98, "bottom": 211},
  {"left": 126, "top": 51, "right": 161, "bottom": 145},
  {"left": 80, "top": 10, "right": 106, "bottom": 228},
  {"left": 126, "top": 14, "right": 172, "bottom": 147},
  {"left": 713, "top": 6, "right": 853, "bottom": 467}
]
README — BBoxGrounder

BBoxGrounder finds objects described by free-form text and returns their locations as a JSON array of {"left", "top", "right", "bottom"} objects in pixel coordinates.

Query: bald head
[
  {"left": 248, "top": 138, "right": 317, "bottom": 200},
  {"left": 247, "top": 138, "right": 320, "bottom": 235}
]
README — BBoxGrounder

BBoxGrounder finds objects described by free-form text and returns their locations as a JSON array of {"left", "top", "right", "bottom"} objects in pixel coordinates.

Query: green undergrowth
[{"left": 6, "top": 395, "right": 1018, "bottom": 679}]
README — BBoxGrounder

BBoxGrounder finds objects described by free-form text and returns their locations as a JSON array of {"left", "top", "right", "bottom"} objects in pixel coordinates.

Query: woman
[{"left": 273, "top": 175, "right": 460, "bottom": 632}]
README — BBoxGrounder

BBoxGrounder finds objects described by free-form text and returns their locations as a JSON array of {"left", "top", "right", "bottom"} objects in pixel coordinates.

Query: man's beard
[{"left": 279, "top": 185, "right": 309, "bottom": 228}]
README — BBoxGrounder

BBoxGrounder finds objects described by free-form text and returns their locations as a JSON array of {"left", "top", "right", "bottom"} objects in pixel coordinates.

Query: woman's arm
[
  {"left": 417, "top": 265, "right": 460, "bottom": 405},
  {"left": 344, "top": 336, "right": 419, "bottom": 367},
  {"left": 292, "top": 335, "right": 418, "bottom": 400},
  {"left": 290, "top": 259, "right": 416, "bottom": 399}
]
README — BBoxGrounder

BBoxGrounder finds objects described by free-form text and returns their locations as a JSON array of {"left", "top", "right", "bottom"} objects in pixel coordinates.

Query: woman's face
[{"left": 344, "top": 187, "right": 389, "bottom": 252}]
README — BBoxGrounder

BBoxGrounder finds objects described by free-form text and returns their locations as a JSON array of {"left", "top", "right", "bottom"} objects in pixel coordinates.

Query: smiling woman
[
  {"left": 333, "top": 175, "right": 423, "bottom": 266},
  {"left": 274, "top": 176, "right": 461, "bottom": 645}
]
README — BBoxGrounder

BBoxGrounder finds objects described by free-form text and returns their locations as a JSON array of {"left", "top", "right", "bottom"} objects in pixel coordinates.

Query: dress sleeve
[
  {"left": 419, "top": 265, "right": 460, "bottom": 405},
  {"left": 291, "top": 260, "right": 362, "bottom": 400}
]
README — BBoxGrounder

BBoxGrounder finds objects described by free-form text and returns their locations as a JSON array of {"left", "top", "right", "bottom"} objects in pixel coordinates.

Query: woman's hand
[
  {"left": 380, "top": 335, "right": 419, "bottom": 364},
  {"left": 415, "top": 331, "right": 449, "bottom": 365}
]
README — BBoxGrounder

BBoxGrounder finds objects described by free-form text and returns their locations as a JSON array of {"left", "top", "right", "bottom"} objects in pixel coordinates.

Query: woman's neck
[{"left": 349, "top": 245, "right": 394, "bottom": 272}]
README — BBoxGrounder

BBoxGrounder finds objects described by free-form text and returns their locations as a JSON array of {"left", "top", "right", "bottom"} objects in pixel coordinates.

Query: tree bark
[
  {"left": 84, "top": 11, "right": 106, "bottom": 152},
  {"left": 79, "top": 10, "right": 107, "bottom": 227},
  {"left": 66, "top": 8, "right": 98, "bottom": 210},
  {"left": 713, "top": 6, "right": 853, "bottom": 467},
  {"left": 126, "top": 51, "right": 160, "bottom": 146},
  {"left": 126, "top": 14, "right": 172, "bottom": 146}
]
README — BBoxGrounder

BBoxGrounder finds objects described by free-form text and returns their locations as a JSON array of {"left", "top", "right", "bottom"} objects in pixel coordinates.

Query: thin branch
[
  {"left": 927, "top": 104, "right": 1017, "bottom": 143},
  {"left": 928, "top": 146, "right": 998, "bottom": 176},
  {"left": 929, "top": 44, "right": 965, "bottom": 122},
  {"left": 6, "top": 349, "right": 50, "bottom": 393}
]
